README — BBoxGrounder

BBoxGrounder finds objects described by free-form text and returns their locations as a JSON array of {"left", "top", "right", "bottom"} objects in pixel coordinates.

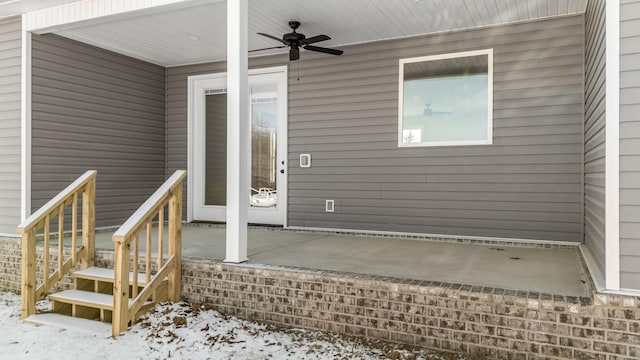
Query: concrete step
[{"left": 25, "top": 313, "right": 112, "bottom": 337}]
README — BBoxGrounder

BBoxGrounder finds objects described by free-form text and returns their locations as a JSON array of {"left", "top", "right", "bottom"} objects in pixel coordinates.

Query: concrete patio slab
[{"left": 94, "top": 224, "right": 590, "bottom": 297}]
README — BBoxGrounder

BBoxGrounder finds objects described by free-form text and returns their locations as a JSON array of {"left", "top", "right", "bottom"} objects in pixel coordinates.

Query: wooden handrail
[
  {"left": 18, "top": 170, "right": 96, "bottom": 319},
  {"left": 112, "top": 170, "right": 186, "bottom": 245},
  {"left": 17, "top": 170, "right": 96, "bottom": 233},
  {"left": 112, "top": 170, "right": 185, "bottom": 336}
]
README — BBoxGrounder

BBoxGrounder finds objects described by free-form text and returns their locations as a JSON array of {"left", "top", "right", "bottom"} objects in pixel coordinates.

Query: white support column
[
  {"left": 225, "top": 0, "right": 249, "bottom": 263},
  {"left": 605, "top": 0, "right": 620, "bottom": 290}
]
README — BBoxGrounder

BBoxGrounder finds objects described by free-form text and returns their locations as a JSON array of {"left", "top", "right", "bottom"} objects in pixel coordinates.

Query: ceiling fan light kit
[{"left": 251, "top": 20, "right": 344, "bottom": 61}]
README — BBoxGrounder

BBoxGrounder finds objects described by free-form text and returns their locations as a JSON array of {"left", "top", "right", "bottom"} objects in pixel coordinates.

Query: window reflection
[{"left": 250, "top": 83, "right": 278, "bottom": 208}]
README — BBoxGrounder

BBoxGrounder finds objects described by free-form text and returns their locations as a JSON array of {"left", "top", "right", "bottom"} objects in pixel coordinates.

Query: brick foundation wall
[
  {"left": 0, "top": 237, "right": 20, "bottom": 292},
  {"left": 0, "top": 237, "right": 79, "bottom": 293},
  {"left": 2, "top": 236, "right": 640, "bottom": 359},
  {"left": 180, "top": 260, "right": 640, "bottom": 359}
]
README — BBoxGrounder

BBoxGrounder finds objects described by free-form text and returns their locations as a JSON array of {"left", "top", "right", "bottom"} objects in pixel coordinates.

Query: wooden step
[
  {"left": 48, "top": 290, "right": 120, "bottom": 310},
  {"left": 49, "top": 290, "right": 154, "bottom": 309},
  {"left": 25, "top": 313, "right": 112, "bottom": 337},
  {"left": 73, "top": 267, "right": 150, "bottom": 285}
]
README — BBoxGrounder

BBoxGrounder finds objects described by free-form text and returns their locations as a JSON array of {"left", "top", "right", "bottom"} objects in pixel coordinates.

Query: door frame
[{"left": 187, "top": 65, "right": 288, "bottom": 226}]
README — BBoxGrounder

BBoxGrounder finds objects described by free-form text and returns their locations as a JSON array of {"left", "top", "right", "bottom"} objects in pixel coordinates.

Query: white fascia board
[
  {"left": 23, "top": 0, "right": 217, "bottom": 33},
  {"left": 605, "top": 0, "right": 620, "bottom": 291}
]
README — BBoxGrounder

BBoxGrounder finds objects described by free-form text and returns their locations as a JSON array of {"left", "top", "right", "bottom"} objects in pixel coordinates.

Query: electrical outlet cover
[{"left": 300, "top": 154, "right": 311, "bottom": 168}]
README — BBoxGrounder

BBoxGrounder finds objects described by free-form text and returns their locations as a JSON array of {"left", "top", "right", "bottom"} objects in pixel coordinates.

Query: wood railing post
[
  {"left": 167, "top": 182, "right": 182, "bottom": 302},
  {"left": 82, "top": 176, "right": 96, "bottom": 269},
  {"left": 112, "top": 239, "right": 130, "bottom": 336},
  {"left": 20, "top": 228, "right": 36, "bottom": 319}
]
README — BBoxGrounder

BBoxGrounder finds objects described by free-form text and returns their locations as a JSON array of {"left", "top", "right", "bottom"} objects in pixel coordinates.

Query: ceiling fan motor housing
[
  {"left": 283, "top": 32, "right": 305, "bottom": 44},
  {"left": 284, "top": 21, "right": 304, "bottom": 44}
]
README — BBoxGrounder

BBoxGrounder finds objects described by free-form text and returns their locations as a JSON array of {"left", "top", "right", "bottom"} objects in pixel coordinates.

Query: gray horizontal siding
[
  {"left": 620, "top": 0, "right": 640, "bottom": 289},
  {"left": 0, "top": 17, "right": 21, "bottom": 235},
  {"left": 31, "top": 34, "right": 166, "bottom": 228},
  {"left": 167, "top": 15, "right": 585, "bottom": 241},
  {"left": 584, "top": 0, "right": 607, "bottom": 282}
]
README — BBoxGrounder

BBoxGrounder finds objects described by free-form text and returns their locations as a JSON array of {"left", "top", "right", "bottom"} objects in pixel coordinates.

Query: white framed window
[{"left": 398, "top": 49, "right": 493, "bottom": 147}]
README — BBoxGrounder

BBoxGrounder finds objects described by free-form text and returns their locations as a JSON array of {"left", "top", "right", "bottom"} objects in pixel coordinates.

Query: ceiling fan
[
  {"left": 250, "top": 20, "right": 343, "bottom": 61},
  {"left": 423, "top": 103, "right": 453, "bottom": 117}
]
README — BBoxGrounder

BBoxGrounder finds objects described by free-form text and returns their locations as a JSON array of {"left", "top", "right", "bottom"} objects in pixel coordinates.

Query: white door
[{"left": 189, "top": 67, "right": 287, "bottom": 225}]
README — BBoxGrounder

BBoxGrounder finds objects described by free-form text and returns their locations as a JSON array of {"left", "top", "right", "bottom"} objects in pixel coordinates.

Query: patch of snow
[
  {"left": 26, "top": 313, "right": 112, "bottom": 337},
  {"left": 0, "top": 292, "right": 464, "bottom": 360}
]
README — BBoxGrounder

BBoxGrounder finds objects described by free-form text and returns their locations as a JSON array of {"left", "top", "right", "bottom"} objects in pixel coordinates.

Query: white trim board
[
  {"left": 0, "top": 233, "right": 20, "bottom": 238},
  {"left": 598, "top": 288, "right": 640, "bottom": 298},
  {"left": 20, "top": 16, "right": 31, "bottom": 222},
  {"left": 604, "top": 0, "right": 620, "bottom": 291}
]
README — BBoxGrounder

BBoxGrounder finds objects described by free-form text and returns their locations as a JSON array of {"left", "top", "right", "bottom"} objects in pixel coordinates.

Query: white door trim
[
  {"left": 187, "top": 72, "right": 226, "bottom": 222},
  {"left": 187, "top": 65, "right": 288, "bottom": 226}
]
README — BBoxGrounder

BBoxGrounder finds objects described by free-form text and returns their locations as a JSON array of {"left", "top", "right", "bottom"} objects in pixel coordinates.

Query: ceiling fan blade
[
  {"left": 304, "top": 45, "right": 343, "bottom": 56},
  {"left": 257, "top": 32, "right": 287, "bottom": 45},
  {"left": 290, "top": 47, "right": 300, "bottom": 61},
  {"left": 249, "top": 45, "right": 288, "bottom": 53},
  {"left": 302, "top": 34, "right": 331, "bottom": 45}
]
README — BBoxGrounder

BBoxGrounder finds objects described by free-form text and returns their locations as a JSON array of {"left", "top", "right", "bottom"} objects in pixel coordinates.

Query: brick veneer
[
  {"left": 2, "top": 236, "right": 639, "bottom": 359},
  {"left": 0, "top": 237, "right": 77, "bottom": 293}
]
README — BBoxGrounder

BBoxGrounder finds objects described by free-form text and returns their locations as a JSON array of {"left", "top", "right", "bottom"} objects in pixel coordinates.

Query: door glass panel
[
  {"left": 205, "top": 92, "right": 227, "bottom": 206},
  {"left": 250, "top": 83, "right": 278, "bottom": 208}
]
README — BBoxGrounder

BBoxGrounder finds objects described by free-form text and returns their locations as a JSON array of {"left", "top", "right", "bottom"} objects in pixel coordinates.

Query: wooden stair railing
[
  {"left": 111, "top": 170, "right": 186, "bottom": 336},
  {"left": 16, "top": 170, "right": 97, "bottom": 319}
]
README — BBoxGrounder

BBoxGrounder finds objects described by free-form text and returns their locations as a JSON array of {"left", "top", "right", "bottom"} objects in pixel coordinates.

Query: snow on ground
[{"left": 0, "top": 292, "right": 465, "bottom": 360}]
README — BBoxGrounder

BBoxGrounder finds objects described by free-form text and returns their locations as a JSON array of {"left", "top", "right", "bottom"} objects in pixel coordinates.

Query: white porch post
[{"left": 225, "top": 0, "right": 249, "bottom": 263}]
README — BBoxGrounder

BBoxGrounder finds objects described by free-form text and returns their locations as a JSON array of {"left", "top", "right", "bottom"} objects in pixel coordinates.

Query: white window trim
[{"left": 397, "top": 49, "right": 493, "bottom": 148}]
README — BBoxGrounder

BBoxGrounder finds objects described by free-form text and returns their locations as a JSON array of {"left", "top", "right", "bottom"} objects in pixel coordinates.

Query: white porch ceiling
[{"left": 42, "top": 0, "right": 588, "bottom": 67}]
